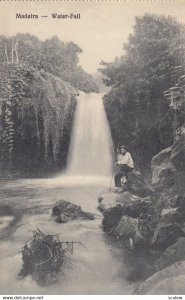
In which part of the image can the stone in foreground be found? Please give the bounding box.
[52,200,94,223]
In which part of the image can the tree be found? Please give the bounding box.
[100,14,185,173]
[0,34,98,93]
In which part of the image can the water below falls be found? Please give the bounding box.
[0,93,147,294]
[0,178,138,294]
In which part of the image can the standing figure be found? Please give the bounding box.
[114,145,134,190]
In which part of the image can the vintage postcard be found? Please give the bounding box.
[0,0,185,297]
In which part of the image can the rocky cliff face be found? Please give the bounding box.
[150,70,185,250]
[150,135,185,249]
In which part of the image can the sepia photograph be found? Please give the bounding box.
[0,0,185,296]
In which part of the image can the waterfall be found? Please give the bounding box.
[66,91,113,178]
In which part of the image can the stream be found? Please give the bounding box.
[0,177,141,295]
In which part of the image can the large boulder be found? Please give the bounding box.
[150,134,185,251]
[155,237,185,271]
[152,208,184,249]
[151,134,185,195]
[101,197,153,248]
[101,195,151,228]
[52,200,94,223]
[133,261,185,295]
[127,170,153,197]
[151,147,176,189]
[98,191,139,213]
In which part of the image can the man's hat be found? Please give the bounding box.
[120,145,127,149]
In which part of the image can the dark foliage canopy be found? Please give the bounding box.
[100,14,185,172]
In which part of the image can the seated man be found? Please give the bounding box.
[114,145,134,190]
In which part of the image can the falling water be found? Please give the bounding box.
[0,92,139,295]
[66,91,113,177]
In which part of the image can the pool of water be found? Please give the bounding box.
[0,177,142,295]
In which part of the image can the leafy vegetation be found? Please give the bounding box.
[0,63,77,176]
[100,14,185,173]
[0,34,98,93]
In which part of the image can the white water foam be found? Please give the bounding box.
[65,91,114,178]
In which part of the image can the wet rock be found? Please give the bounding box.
[52,200,94,222]
[155,237,185,271]
[152,208,184,249]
